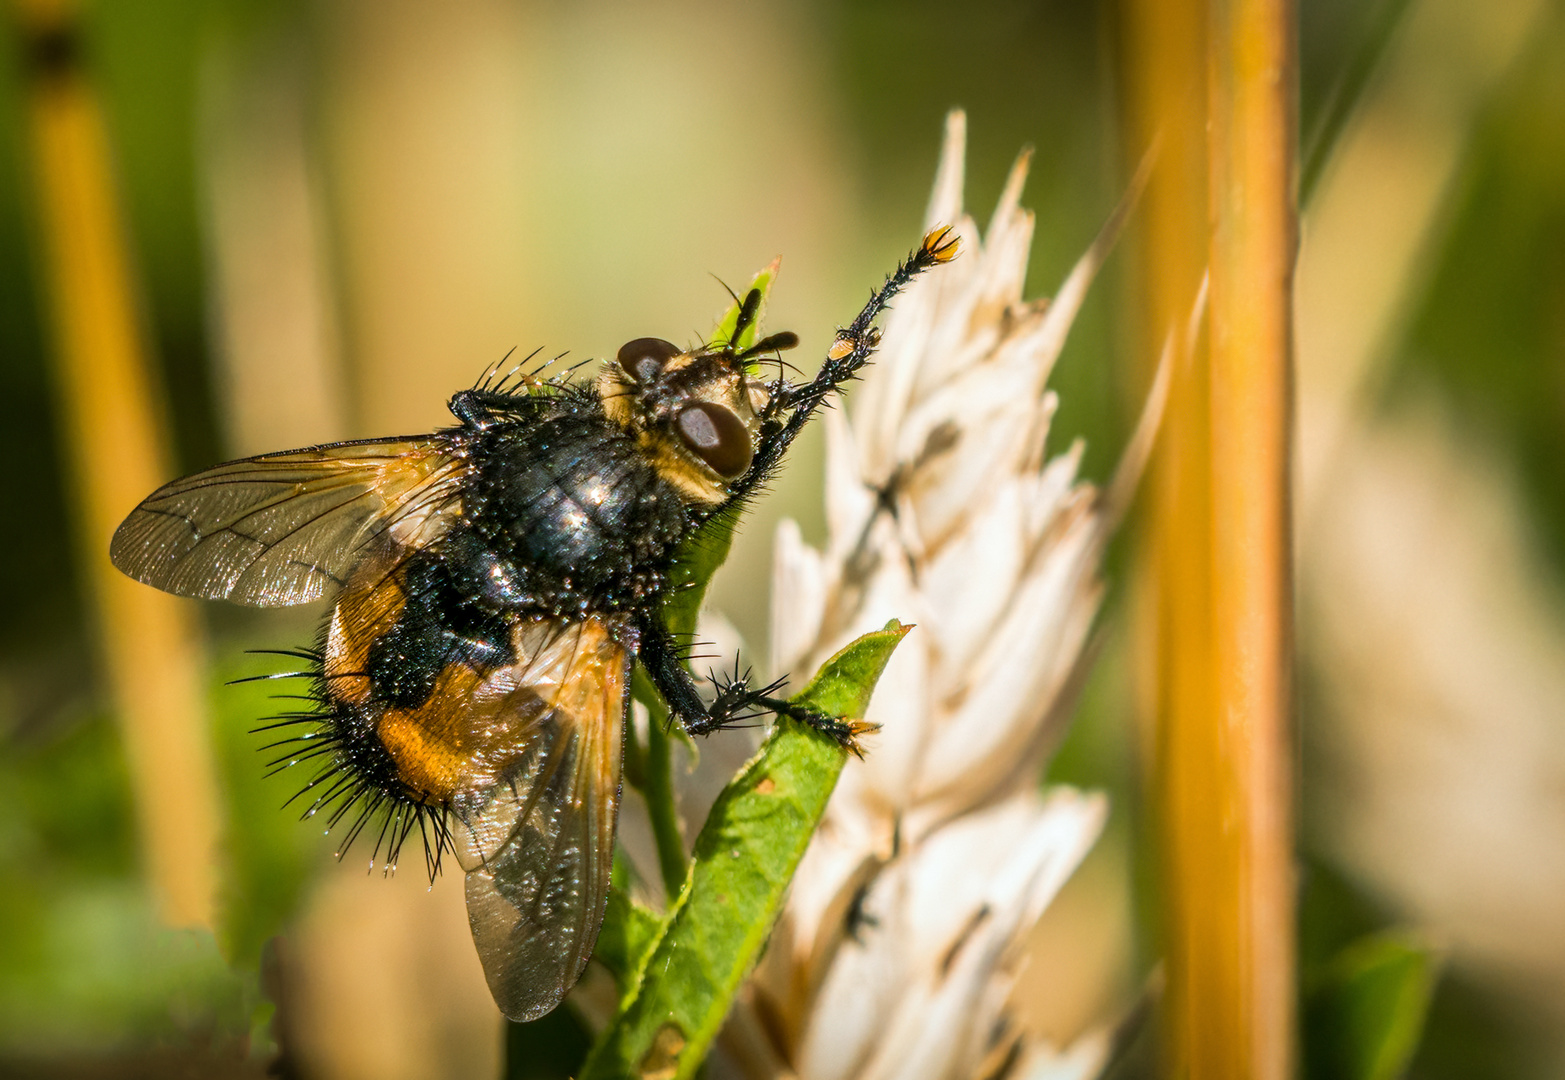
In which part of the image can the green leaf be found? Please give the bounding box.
[785,619,912,719]
[1304,932,1441,1080]
[580,622,911,1080]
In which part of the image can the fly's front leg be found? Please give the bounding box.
[723,226,959,507]
[699,661,879,755]
[709,662,878,755]
[646,229,958,744]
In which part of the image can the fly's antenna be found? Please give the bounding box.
[727,287,762,350]
[736,330,799,363]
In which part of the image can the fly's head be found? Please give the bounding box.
[598,320,798,505]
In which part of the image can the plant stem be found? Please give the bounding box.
[1126,0,1296,1074]
[633,671,690,904]
[1206,1,1297,1075]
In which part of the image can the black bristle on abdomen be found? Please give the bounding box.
[242,643,454,881]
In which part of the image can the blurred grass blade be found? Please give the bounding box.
[1206,0,1298,1070]
[1304,934,1439,1080]
[581,622,911,1080]
[1131,0,1297,1071]
[15,0,220,928]
[1300,0,1417,208]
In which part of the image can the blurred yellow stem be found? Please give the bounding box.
[1207,0,1297,1075]
[1129,0,1296,1074]
[17,0,221,928]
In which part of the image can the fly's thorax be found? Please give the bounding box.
[467,411,690,609]
[597,336,774,506]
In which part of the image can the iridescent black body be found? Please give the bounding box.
[455,390,691,615]
[332,384,704,738]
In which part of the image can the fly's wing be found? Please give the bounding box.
[110,436,468,606]
[454,616,630,1023]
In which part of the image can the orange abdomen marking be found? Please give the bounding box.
[322,552,628,808]
[321,550,407,706]
[377,616,627,803]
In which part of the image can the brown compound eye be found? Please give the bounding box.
[617,337,681,385]
[675,402,753,479]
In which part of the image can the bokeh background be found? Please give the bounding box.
[0,0,1561,1076]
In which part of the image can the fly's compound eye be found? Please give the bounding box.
[618,337,681,385]
[675,402,753,479]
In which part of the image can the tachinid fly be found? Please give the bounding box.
[109,227,958,1022]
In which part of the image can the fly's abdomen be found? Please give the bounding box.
[313,548,534,808]
[305,545,628,818]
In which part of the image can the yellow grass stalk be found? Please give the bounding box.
[17,0,221,928]
[1127,0,1296,1074]
[1206,1,1297,1076]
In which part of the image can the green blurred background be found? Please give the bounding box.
[0,0,1561,1077]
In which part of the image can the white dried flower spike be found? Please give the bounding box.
[717,111,1167,1080]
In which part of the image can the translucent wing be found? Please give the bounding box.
[110,436,468,607]
[452,616,631,1023]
